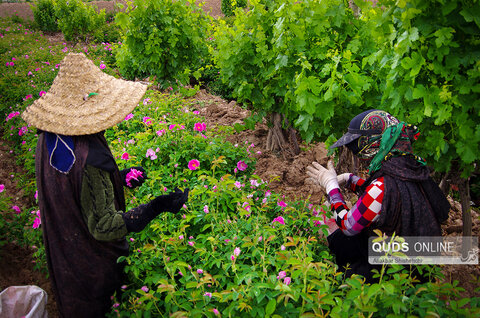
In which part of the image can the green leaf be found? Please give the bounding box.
[185,282,198,289]
[433,104,452,125]
[294,113,312,133]
[265,298,276,316]
[442,1,457,15]
[383,283,395,295]
[412,84,426,99]
[368,283,382,298]
[456,141,477,164]
[275,54,288,71]
[115,12,130,30]
[460,6,480,28]
[434,27,455,47]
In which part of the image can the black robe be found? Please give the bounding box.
[35,132,129,317]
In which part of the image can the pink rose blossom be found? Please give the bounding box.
[197,269,203,274]
[121,152,129,160]
[234,181,244,189]
[141,286,149,292]
[194,122,207,132]
[188,159,200,171]
[124,113,134,121]
[32,217,41,229]
[236,160,248,171]
[213,308,220,315]
[272,216,285,225]
[99,63,106,69]
[12,206,21,214]
[146,148,157,160]
[0,184,4,193]
[277,271,287,280]
[39,91,46,97]
[143,116,152,125]
[281,245,286,251]
[204,292,212,298]
[233,247,241,257]
[284,277,291,285]
[203,205,209,214]
[125,169,143,187]
[278,201,287,208]
[188,241,195,246]
[179,235,184,240]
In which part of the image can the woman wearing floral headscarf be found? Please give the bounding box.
[306,109,450,282]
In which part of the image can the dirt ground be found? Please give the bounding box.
[0,1,478,317]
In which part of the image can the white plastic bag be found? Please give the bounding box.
[0,285,48,318]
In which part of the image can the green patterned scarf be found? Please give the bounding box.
[368,122,426,174]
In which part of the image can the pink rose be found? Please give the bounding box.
[236,160,248,171]
[188,159,200,171]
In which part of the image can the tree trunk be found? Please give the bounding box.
[353,152,359,175]
[266,112,288,155]
[458,176,472,258]
[459,177,472,237]
[439,171,450,196]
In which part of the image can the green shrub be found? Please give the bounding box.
[92,21,122,44]
[115,0,211,88]
[54,0,106,42]
[221,0,247,17]
[31,0,59,33]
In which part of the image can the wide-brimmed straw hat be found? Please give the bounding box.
[21,53,148,135]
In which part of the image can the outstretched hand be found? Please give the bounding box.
[305,160,339,194]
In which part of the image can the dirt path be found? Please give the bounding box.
[0,138,59,317]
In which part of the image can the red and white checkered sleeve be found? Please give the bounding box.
[329,177,385,236]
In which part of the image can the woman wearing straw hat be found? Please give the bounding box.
[306,109,449,283]
[22,53,189,317]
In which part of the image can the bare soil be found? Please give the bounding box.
[0,138,59,316]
